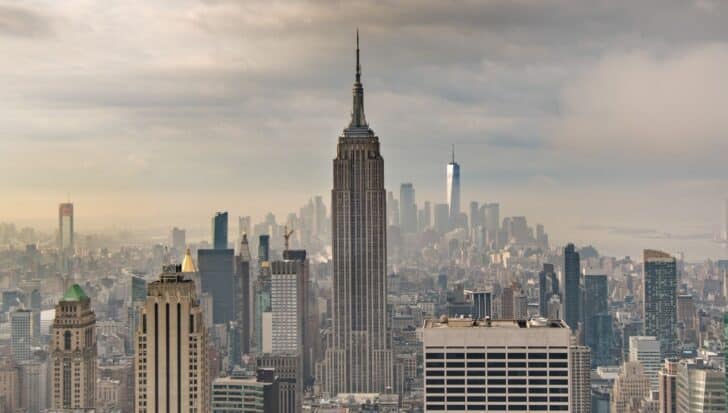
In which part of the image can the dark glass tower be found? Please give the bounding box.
[320,32,392,395]
[584,274,612,366]
[538,263,560,317]
[564,243,581,332]
[643,249,677,358]
[212,211,228,249]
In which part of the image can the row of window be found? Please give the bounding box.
[426,352,568,360]
[426,378,567,385]
[426,396,569,402]
[426,386,568,394]
[426,404,569,411]
[427,370,568,377]
[426,361,568,368]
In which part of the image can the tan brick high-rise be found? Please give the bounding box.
[51,284,97,411]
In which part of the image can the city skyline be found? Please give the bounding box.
[1,2,728,259]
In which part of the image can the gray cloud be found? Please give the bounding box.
[0,4,52,37]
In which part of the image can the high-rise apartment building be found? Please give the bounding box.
[51,284,97,411]
[198,248,235,325]
[399,183,417,233]
[643,249,678,358]
[658,359,678,413]
[318,33,392,395]
[676,359,726,413]
[629,336,661,392]
[422,317,572,413]
[570,344,592,413]
[11,309,32,363]
[213,211,229,249]
[446,145,461,229]
[134,265,209,413]
[564,243,581,332]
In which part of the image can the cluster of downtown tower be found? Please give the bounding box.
[2,33,726,413]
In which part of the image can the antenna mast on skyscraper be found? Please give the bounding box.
[283,225,294,251]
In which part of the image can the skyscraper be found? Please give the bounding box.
[433,203,450,234]
[198,248,235,325]
[643,249,678,358]
[51,284,97,411]
[170,227,186,253]
[58,202,74,253]
[422,317,572,413]
[11,309,32,363]
[319,32,392,395]
[446,145,461,229]
[399,183,417,233]
[629,336,661,391]
[584,274,612,366]
[469,201,479,230]
[564,243,581,332]
[238,216,251,239]
[538,263,559,318]
[134,265,209,413]
[658,359,678,413]
[212,211,229,249]
[676,358,726,413]
[235,235,252,356]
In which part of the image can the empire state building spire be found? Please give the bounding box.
[350,29,367,128]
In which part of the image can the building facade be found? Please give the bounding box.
[643,250,678,358]
[564,244,581,332]
[134,265,209,413]
[422,318,572,412]
[318,33,392,395]
[446,146,461,229]
[50,284,97,411]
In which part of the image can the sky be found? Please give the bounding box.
[1,0,728,259]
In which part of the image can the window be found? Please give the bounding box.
[64,331,72,350]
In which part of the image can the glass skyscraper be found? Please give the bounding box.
[446,145,460,228]
[212,211,228,249]
[643,249,678,358]
[564,243,581,332]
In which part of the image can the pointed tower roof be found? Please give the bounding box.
[239,234,252,262]
[343,29,374,138]
[62,284,89,302]
[181,247,197,273]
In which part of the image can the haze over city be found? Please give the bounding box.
[2,1,728,259]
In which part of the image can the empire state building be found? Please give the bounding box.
[318,32,392,395]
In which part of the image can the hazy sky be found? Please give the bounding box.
[1,0,728,258]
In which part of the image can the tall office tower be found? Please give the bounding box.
[258,235,270,262]
[643,249,678,358]
[127,275,147,355]
[198,248,235,325]
[313,196,327,237]
[611,361,651,413]
[11,309,32,363]
[58,202,74,253]
[211,369,278,413]
[676,294,698,346]
[570,344,592,413]
[629,336,661,391]
[170,227,186,253]
[19,359,48,413]
[658,359,678,413]
[51,284,97,411]
[513,290,528,320]
[538,264,560,317]
[482,203,500,243]
[235,235,252,356]
[469,201,479,230]
[0,363,19,413]
[676,359,726,413]
[564,243,581,332]
[471,291,491,320]
[422,201,432,230]
[446,145,461,228]
[433,203,450,234]
[257,355,299,413]
[501,284,514,319]
[422,317,572,413]
[238,216,251,239]
[399,183,417,233]
[212,211,229,249]
[319,33,392,395]
[135,265,209,413]
[584,274,612,366]
[536,224,549,249]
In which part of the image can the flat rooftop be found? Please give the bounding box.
[423,317,568,329]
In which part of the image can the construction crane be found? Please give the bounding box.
[283,225,295,251]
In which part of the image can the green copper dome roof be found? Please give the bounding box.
[62,284,89,301]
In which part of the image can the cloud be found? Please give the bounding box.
[0,4,52,37]
[554,44,728,160]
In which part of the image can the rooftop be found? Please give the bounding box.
[423,317,567,329]
[62,284,89,302]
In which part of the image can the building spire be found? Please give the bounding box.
[451,144,455,163]
[350,29,367,128]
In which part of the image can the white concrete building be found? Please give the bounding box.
[422,317,572,412]
[629,336,661,391]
